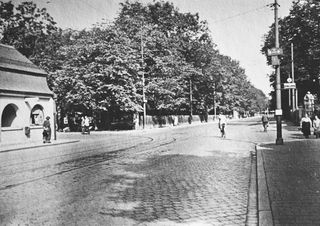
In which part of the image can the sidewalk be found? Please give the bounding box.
[0,138,79,153]
[257,121,320,225]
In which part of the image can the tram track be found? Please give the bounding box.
[0,135,154,169]
[0,127,215,191]
[0,135,177,191]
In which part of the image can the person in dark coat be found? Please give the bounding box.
[218,113,227,138]
[300,113,312,138]
[43,116,51,143]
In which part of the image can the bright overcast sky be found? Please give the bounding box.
[12,0,293,95]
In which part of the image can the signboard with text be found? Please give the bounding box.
[283,83,296,89]
[275,109,282,116]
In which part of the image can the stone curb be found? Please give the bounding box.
[0,139,79,153]
[245,151,258,226]
[256,144,273,226]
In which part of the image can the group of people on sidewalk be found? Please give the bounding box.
[260,112,320,139]
[41,115,91,144]
[300,113,320,138]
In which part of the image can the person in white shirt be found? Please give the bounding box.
[313,115,320,138]
[82,116,90,134]
[218,113,227,138]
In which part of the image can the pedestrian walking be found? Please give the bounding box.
[300,113,312,138]
[218,113,227,138]
[84,116,90,134]
[313,115,320,138]
[42,116,51,143]
[173,116,178,126]
[81,116,90,134]
[261,112,269,132]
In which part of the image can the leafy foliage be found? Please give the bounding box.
[1,0,268,126]
[262,0,320,111]
[0,1,57,58]
[51,27,143,114]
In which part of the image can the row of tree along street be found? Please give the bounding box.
[1,1,268,130]
[262,0,320,118]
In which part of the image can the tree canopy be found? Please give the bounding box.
[1,0,268,124]
[0,1,57,58]
[262,0,320,111]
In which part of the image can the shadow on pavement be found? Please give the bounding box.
[282,121,300,132]
[100,153,250,224]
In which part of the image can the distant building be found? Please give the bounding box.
[0,44,55,144]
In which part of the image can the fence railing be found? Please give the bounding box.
[139,114,219,129]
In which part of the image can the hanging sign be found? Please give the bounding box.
[268,47,283,56]
[283,83,296,89]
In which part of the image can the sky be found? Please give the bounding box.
[12,0,294,95]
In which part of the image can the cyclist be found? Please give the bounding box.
[218,113,227,138]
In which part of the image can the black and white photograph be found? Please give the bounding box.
[0,0,319,225]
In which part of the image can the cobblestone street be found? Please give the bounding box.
[0,118,269,225]
[1,0,315,225]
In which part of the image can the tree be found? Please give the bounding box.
[114,1,219,115]
[2,0,267,128]
[0,1,58,58]
[262,0,320,112]
[51,26,143,116]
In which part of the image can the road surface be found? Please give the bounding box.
[0,117,272,225]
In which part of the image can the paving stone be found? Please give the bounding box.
[0,120,262,225]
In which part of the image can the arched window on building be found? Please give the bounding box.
[1,104,18,127]
[30,105,44,125]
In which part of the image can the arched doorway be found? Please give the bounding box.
[1,104,18,127]
[30,104,44,125]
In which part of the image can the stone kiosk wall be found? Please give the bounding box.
[0,44,55,145]
[0,96,55,144]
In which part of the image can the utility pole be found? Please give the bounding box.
[288,80,291,110]
[214,90,217,121]
[214,82,218,121]
[291,43,298,110]
[141,23,146,129]
[189,78,193,124]
[273,0,283,144]
[291,43,296,111]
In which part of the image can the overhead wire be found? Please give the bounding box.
[61,1,272,26]
[211,4,271,24]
